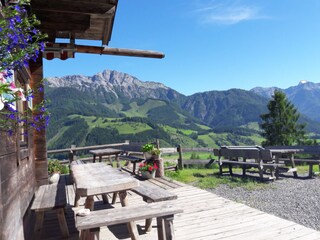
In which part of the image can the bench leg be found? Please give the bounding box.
[164,215,175,240]
[80,227,100,240]
[219,164,223,175]
[228,164,233,175]
[309,164,313,178]
[258,166,264,181]
[33,211,44,240]
[56,208,69,238]
[119,191,140,240]
[242,159,246,176]
[156,215,175,240]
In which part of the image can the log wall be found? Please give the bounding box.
[0,131,36,240]
[0,68,37,239]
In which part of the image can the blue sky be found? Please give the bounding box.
[44,0,320,96]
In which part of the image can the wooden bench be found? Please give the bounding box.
[120,154,145,174]
[279,158,320,178]
[31,184,69,239]
[265,145,320,178]
[76,201,183,240]
[132,180,178,232]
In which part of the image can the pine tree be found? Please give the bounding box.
[260,90,306,146]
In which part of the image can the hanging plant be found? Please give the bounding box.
[0,0,46,73]
[0,0,49,135]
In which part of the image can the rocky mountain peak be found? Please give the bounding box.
[47,69,181,101]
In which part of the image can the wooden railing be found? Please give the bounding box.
[47,142,216,171]
[47,141,130,163]
[161,145,215,170]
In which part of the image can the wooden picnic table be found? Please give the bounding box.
[269,148,304,178]
[71,162,140,239]
[89,148,123,167]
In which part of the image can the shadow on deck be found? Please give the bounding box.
[37,174,320,240]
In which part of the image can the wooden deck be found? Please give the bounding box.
[37,175,320,240]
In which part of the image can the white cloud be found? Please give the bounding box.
[194,1,268,25]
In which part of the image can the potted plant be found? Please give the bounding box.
[141,143,161,160]
[48,160,68,184]
[138,161,159,179]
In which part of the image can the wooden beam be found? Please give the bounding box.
[35,12,90,32]
[31,0,115,15]
[75,45,165,59]
[29,56,49,186]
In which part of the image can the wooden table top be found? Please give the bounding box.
[89,148,123,156]
[71,163,139,197]
[269,149,304,154]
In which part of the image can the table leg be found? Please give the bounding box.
[102,194,109,204]
[74,191,81,207]
[119,191,140,240]
[116,154,121,168]
[56,208,70,238]
[93,154,96,163]
[145,199,153,232]
[275,155,280,179]
[85,196,95,210]
[289,154,298,178]
[99,155,102,162]
[112,192,118,204]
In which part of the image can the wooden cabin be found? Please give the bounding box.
[0,1,163,239]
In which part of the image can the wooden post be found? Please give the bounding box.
[177,145,183,170]
[30,56,48,186]
[155,139,160,149]
[69,144,76,162]
[155,158,164,177]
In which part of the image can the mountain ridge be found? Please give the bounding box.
[48,69,320,123]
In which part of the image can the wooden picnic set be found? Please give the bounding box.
[32,143,182,240]
[213,145,320,180]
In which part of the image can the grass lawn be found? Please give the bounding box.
[165,167,268,190]
[165,164,319,190]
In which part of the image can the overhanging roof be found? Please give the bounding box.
[30,0,118,45]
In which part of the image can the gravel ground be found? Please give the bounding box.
[209,174,320,231]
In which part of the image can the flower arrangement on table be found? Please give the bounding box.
[141,143,161,159]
